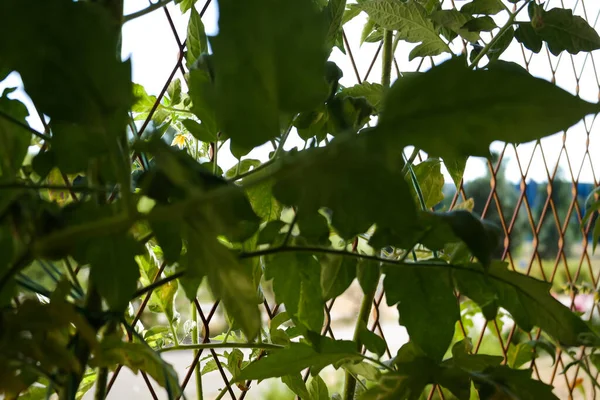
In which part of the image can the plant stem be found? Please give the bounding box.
[132,271,184,299]
[168,318,180,347]
[94,321,118,400]
[343,270,380,400]
[469,0,531,69]
[61,285,103,400]
[158,342,284,353]
[0,109,51,141]
[344,28,393,400]
[191,303,203,400]
[123,0,173,23]
[381,30,394,89]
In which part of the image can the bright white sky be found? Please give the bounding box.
[2,0,600,184]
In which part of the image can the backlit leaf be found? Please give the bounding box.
[0,89,30,177]
[359,0,450,60]
[272,133,418,243]
[339,82,384,112]
[383,265,459,361]
[411,158,445,209]
[456,262,596,346]
[515,23,543,53]
[186,5,208,69]
[91,336,181,397]
[321,254,357,300]
[376,56,600,160]
[211,0,329,150]
[85,234,142,311]
[308,375,330,400]
[265,253,324,332]
[532,5,600,55]
[236,338,361,381]
[461,0,504,16]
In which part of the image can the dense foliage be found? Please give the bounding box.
[1,0,600,399]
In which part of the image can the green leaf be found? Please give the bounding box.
[457,262,596,346]
[298,211,330,245]
[358,322,387,356]
[461,0,504,16]
[0,0,132,174]
[85,234,142,311]
[357,258,381,295]
[359,0,450,60]
[182,118,217,143]
[308,375,330,400]
[91,336,181,397]
[342,361,381,382]
[339,82,384,112]
[211,0,329,150]
[411,158,445,209]
[473,366,558,400]
[132,84,157,113]
[150,219,182,264]
[188,67,218,139]
[432,210,501,267]
[450,339,503,372]
[186,5,208,69]
[236,338,361,381]
[362,343,435,400]
[324,0,347,51]
[444,156,467,189]
[76,369,97,400]
[246,178,283,222]
[487,26,514,62]
[175,0,197,13]
[272,133,418,243]
[462,16,497,32]
[282,373,311,400]
[320,254,356,300]
[167,78,182,106]
[431,10,480,43]
[148,274,178,322]
[257,220,286,245]
[507,342,535,369]
[383,265,458,361]
[515,23,543,53]
[265,253,324,332]
[0,89,31,177]
[376,56,600,161]
[225,159,262,179]
[180,227,261,340]
[533,5,600,56]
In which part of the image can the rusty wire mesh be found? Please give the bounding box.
[102,0,600,398]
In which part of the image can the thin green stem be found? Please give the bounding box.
[63,259,83,294]
[123,0,173,23]
[191,303,203,400]
[158,342,283,353]
[212,140,219,175]
[381,30,394,89]
[132,271,184,299]
[0,182,111,193]
[469,0,531,69]
[168,317,180,347]
[343,270,381,400]
[162,106,194,114]
[345,28,393,400]
[0,109,51,141]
